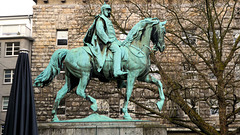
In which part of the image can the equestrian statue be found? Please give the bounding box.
[34,3,167,121]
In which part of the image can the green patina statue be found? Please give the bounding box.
[34,3,166,121]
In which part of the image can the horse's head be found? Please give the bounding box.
[151,20,167,52]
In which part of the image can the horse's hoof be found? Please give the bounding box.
[52,115,60,122]
[156,101,164,111]
[91,103,98,112]
[123,114,132,120]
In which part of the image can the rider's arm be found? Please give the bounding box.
[96,18,110,44]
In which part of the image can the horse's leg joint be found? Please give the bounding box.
[87,95,97,112]
[76,90,86,98]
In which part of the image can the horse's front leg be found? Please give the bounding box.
[76,72,98,112]
[122,71,138,120]
[139,74,165,111]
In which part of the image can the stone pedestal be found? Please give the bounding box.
[38,121,167,135]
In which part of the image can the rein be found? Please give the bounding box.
[126,44,154,58]
[143,44,153,52]
[127,45,145,58]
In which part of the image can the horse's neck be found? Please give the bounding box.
[131,27,151,55]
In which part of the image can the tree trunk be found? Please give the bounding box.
[217,72,228,135]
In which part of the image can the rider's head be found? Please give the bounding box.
[101,3,111,18]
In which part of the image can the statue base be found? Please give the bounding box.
[38,120,167,135]
[53,113,146,122]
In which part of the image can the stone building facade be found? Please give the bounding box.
[32,0,240,134]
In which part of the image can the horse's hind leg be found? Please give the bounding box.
[52,82,68,121]
[76,72,98,112]
[139,74,165,111]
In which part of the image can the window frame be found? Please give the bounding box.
[209,99,219,116]
[183,99,200,116]
[182,62,198,80]
[208,72,217,80]
[1,124,4,135]
[181,30,197,46]
[3,69,14,84]
[235,63,240,80]
[233,30,240,47]
[209,30,220,47]
[236,102,240,116]
[56,30,68,46]
[5,42,20,57]
[2,96,9,111]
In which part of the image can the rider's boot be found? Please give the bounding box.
[96,49,103,72]
[113,50,128,77]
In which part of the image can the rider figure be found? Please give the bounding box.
[85,3,128,77]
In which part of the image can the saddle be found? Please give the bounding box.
[83,46,127,64]
[82,45,146,79]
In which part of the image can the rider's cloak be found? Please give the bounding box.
[83,15,111,72]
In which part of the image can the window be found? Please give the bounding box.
[1,125,4,135]
[57,30,68,46]
[233,30,240,47]
[208,72,217,80]
[237,102,240,115]
[184,99,199,116]
[182,62,198,80]
[5,42,20,56]
[2,97,9,111]
[210,99,219,116]
[235,7,240,18]
[235,63,240,80]
[4,69,14,84]
[209,30,220,45]
[182,30,197,46]
[166,100,181,118]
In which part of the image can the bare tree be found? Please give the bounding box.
[97,0,240,135]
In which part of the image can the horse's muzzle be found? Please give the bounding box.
[160,46,165,52]
[158,45,165,52]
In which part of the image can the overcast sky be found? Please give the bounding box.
[0,0,36,16]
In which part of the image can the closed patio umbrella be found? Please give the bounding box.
[3,49,38,135]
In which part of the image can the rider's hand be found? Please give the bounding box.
[108,38,115,43]
[116,40,122,46]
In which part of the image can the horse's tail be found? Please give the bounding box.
[33,49,69,87]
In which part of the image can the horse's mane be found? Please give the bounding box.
[122,18,160,46]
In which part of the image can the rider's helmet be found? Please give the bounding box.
[101,2,111,13]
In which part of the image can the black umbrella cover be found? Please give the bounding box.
[3,52,38,135]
